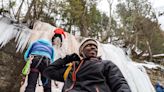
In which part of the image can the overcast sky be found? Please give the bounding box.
[97,0,164,30]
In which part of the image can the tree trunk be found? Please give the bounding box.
[23,0,35,22]
[79,1,88,37]
[135,33,138,49]
[1,0,4,15]
[1,0,3,9]
[80,25,88,37]
[146,40,153,62]
[37,1,45,20]
[68,21,72,33]
[15,0,25,22]
[101,0,113,43]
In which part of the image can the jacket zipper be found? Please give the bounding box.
[95,85,100,92]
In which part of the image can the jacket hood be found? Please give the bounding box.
[37,39,52,46]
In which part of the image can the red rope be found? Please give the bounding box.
[65,60,84,92]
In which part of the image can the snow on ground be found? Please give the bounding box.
[133,61,164,70]
[153,54,164,57]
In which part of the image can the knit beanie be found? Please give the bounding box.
[79,38,98,57]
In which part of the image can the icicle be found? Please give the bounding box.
[0,21,10,37]
[3,26,18,46]
[0,17,21,48]
[19,29,32,52]
[0,24,18,48]
[15,30,21,42]
[0,17,32,52]
[15,28,32,52]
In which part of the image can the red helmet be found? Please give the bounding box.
[54,28,66,38]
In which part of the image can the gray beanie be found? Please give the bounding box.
[79,38,98,57]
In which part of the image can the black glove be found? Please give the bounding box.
[64,53,81,63]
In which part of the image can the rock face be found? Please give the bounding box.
[146,66,164,86]
[0,40,24,92]
[146,57,164,86]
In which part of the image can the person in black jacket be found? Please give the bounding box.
[43,38,131,92]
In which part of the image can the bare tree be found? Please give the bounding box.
[8,0,14,18]
[1,0,4,15]
[101,0,113,43]
[15,0,25,22]
[23,0,35,22]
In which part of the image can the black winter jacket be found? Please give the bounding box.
[43,57,131,92]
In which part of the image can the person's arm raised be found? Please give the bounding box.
[43,53,80,82]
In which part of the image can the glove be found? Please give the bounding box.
[64,53,81,63]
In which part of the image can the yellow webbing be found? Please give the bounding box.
[63,63,73,80]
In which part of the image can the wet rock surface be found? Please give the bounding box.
[0,40,24,92]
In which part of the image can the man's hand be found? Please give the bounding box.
[64,53,81,63]
[70,53,81,61]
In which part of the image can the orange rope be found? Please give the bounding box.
[65,60,84,92]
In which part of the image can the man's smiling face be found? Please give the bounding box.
[82,44,98,58]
